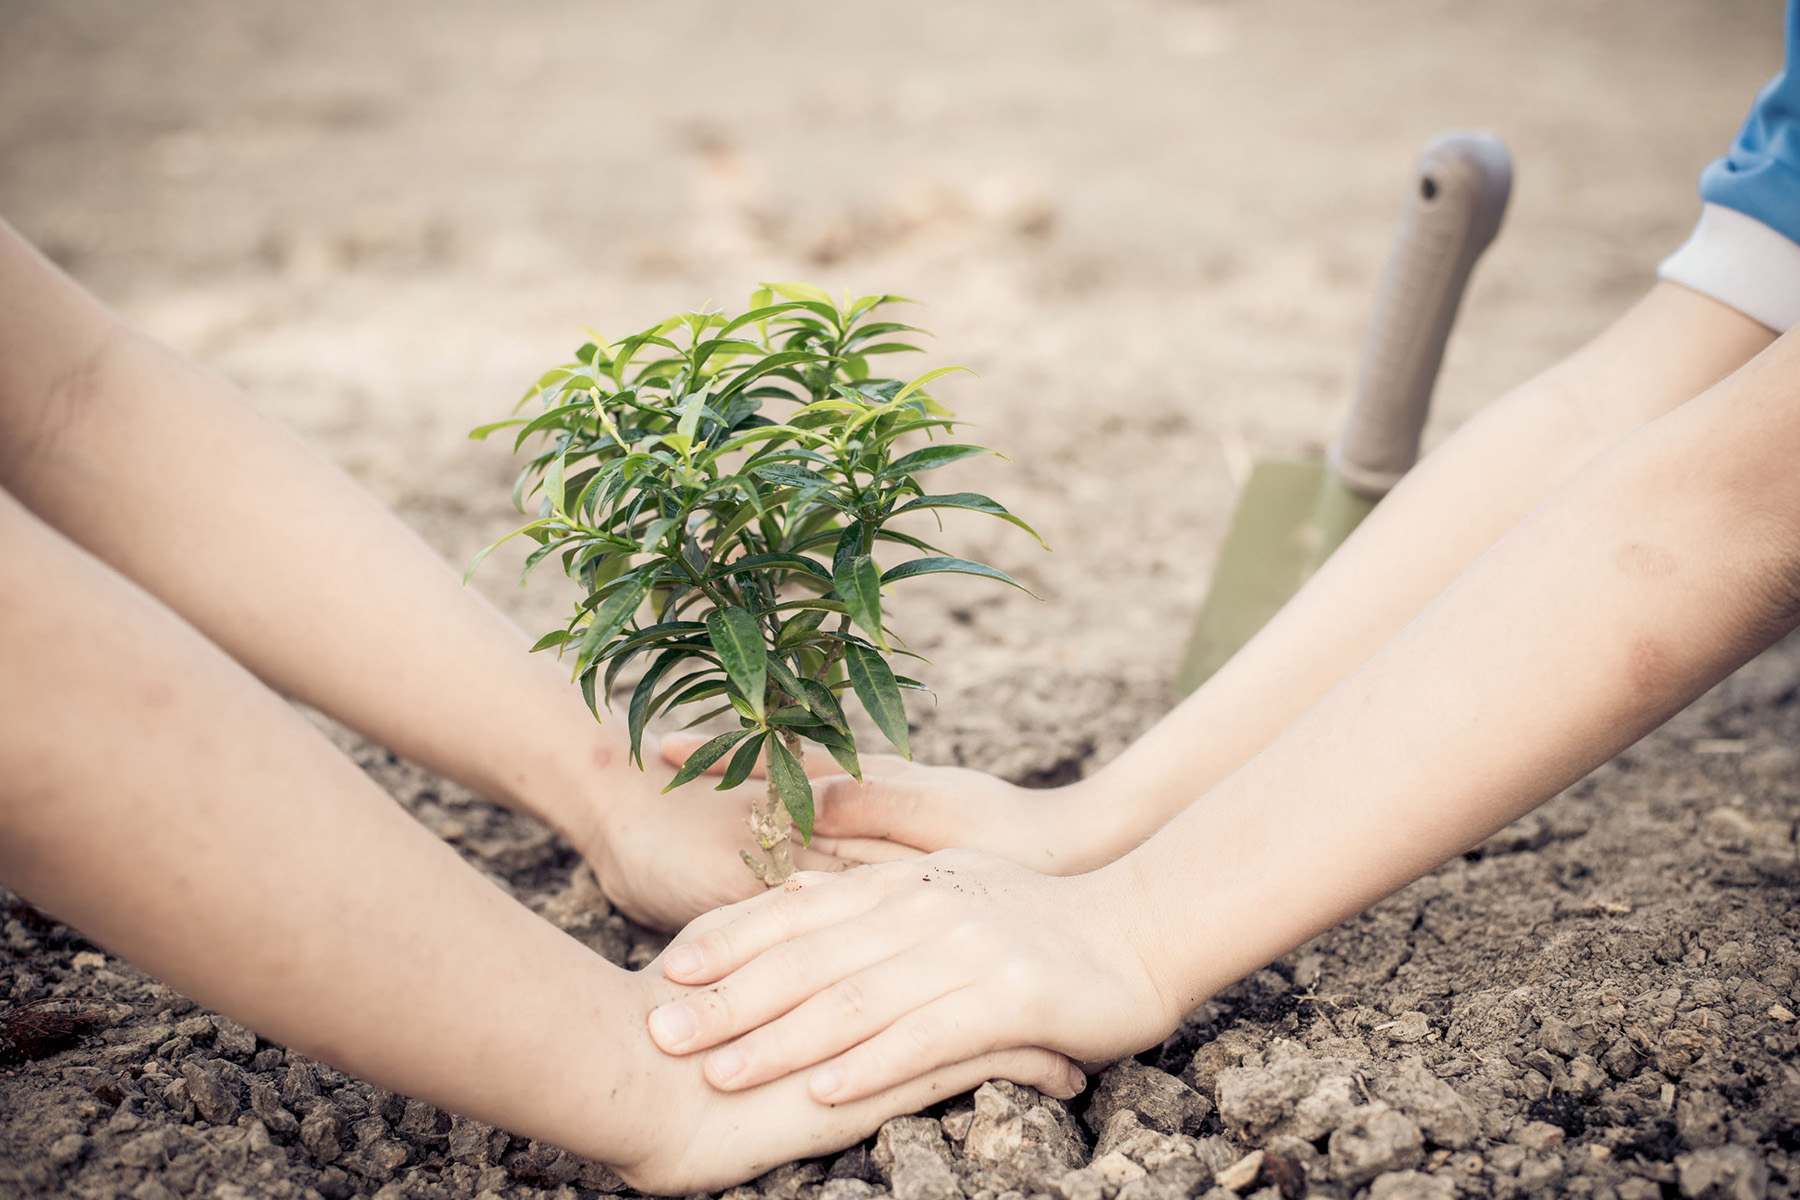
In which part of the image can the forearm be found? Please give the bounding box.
[1116,324,1800,1012]
[0,217,614,844]
[1083,284,1772,853]
[0,491,660,1164]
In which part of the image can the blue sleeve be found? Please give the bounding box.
[1699,0,1800,246]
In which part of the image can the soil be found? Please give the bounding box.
[3,1,1799,1197]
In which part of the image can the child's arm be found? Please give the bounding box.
[0,217,879,930]
[0,481,1079,1193]
[725,282,1775,873]
[646,315,1800,1100]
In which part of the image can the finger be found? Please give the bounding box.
[696,943,975,1091]
[807,989,1053,1105]
[813,774,945,847]
[844,1045,1083,1117]
[807,835,924,864]
[660,731,768,779]
[649,894,924,1056]
[654,866,886,987]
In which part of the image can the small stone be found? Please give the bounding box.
[130,1180,176,1200]
[174,1014,214,1040]
[1657,1029,1711,1079]
[251,1047,285,1072]
[47,1132,87,1166]
[1770,1005,1795,1023]
[1678,1089,1731,1150]
[301,1104,348,1164]
[961,1082,1086,1173]
[249,1079,300,1138]
[1676,1145,1769,1199]
[1366,1170,1456,1200]
[1377,1012,1432,1044]
[1091,1151,1147,1185]
[1328,1103,1424,1187]
[1054,1167,1106,1200]
[1375,1060,1479,1150]
[1535,1016,1582,1059]
[1260,1137,1319,1198]
[70,950,106,970]
[942,1108,975,1141]
[182,1059,242,1124]
[398,1098,451,1143]
[1215,1150,1263,1193]
[116,1126,178,1169]
[1567,1054,1609,1099]
[450,1113,502,1166]
[822,1180,879,1200]
[1186,1033,1256,1097]
[1084,1061,1211,1138]
[1513,1121,1565,1151]
[1517,1153,1564,1191]
[874,1116,952,1182]
[281,1060,322,1112]
[209,1015,258,1060]
[1602,1039,1644,1080]
[891,1144,961,1200]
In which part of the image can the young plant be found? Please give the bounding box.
[469,283,1042,885]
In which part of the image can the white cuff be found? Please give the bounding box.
[1657,202,1800,333]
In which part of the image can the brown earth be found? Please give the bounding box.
[3,1,1799,1197]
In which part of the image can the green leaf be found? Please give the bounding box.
[709,552,833,584]
[706,607,768,720]
[572,571,654,676]
[764,280,834,307]
[628,648,691,767]
[880,556,1033,594]
[882,444,997,480]
[765,656,811,709]
[893,365,973,405]
[661,728,756,792]
[834,553,886,650]
[766,736,816,843]
[798,678,850,734]
[717,732,767,790]
[529,629,572,653]
[889,492,1048,548]
[845,643,910,759]
[801,722,862,781]
[463,519,550,585]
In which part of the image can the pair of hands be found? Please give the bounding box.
[579,733,1110,932]
[617,736,1180,1112]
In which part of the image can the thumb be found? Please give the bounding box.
[813,773,951,851]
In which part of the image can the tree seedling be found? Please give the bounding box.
[470,283,1042,884]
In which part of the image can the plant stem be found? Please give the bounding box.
[742,734,799,887]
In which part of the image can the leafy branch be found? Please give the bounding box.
[471,282,1043,884]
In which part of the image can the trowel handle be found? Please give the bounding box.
[1328,131,1512,498]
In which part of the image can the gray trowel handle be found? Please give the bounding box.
[1328,131,1512,498]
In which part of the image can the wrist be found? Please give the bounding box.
[1054,768,1163,871]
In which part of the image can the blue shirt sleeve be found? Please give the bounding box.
[1699,0,1800,246]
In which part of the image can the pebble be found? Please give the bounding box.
[300,1104,347,1164]
[1213,1149,1262,1193]
[1084,1061,1210,1138]
[180,1060,240,1125]
[1676,1145,1769,1200]
[1366,1170,1456,1200]
[1328,1103,1424,1186]
[891,1144,961,1200]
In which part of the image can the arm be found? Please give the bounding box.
[769,283,1775,871]
[646,315,1800,1099]
[0,482,1079,1193]
[0,216,868,930]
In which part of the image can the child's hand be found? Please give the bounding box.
[658,735,1125,875]
[641,851,1177,1104]
[612,959,1084,1195]
[575,743,847,932]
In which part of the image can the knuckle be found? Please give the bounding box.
[827,977,870,1021]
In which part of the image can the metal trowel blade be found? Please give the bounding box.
[1173,461,1375,695]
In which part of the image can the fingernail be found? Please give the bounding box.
[709,1046,746,1085]
[1066,1065,1087,1095]
[648,1004,698,1050]
[664,944,704,979]
[810,1064,846,1103]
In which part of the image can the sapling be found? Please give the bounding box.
[470,283,1042,885]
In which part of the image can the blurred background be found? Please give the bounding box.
[0,0,1782,771]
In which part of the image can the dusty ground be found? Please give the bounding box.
[3,0,1799,1196]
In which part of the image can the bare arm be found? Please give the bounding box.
[0,216,875,930]
[0,485,1077,1188]
[787,282,1776,870]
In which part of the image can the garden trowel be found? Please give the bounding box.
[1174,131,1512,695]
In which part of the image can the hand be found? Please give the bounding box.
[575,736,864,932]
[642,851,1178,1105]
[658,734,1122,874]
[610,956,1084,1195]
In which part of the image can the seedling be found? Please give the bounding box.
[470,283,1042,884]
